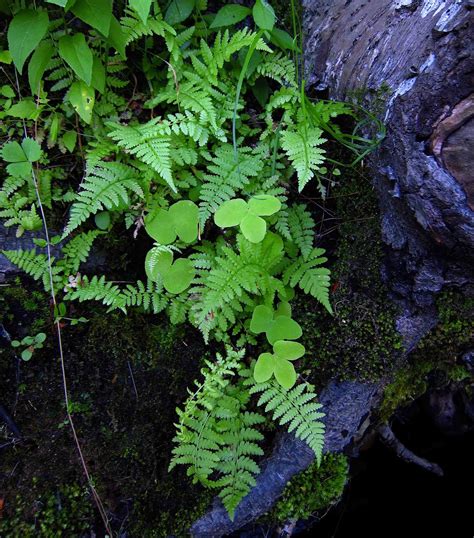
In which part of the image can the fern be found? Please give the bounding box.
[60,231,102,274]
[256,52,297,87]
[170,349,265,518]
[247,377,325,465]
[64,162,143,234]
[107,119,174,191]
[287,204,316,260]
[283,248,333,313]
[120,7,175,45]
[64,275,126,310]
[2,248,62,291]
[198,145,263,225]
[122,279,168,314]
[281,125,327,193]
[190,234,285,341]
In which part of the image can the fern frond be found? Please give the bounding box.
[256,52,296,87]
[60,231,102,274]
[122,279,168,314]
[64,275,126,310]
[120,7,175,44]
[281,125,326,192]
[107,119,174,191]
[287,204,315,260]
[283,248,332,313]
[198,145,263,225]
[64,162,143,234]
[248,378,325,465]
[2,248,62,291]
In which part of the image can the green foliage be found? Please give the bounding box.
[271,454,349,521]
[0,0,383,520]
[11,331,46,361]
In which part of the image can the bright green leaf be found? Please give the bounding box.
[21,348,33,361]
[8,9,49,73]
[130,0,152,24]
[250,305,273,334]
[274,340,305,361]
[71,0,112,36]
[270,28,298,51]
[169,200,199,243]
[214,198,248,228]
[28,40,54,95]
[252,0,275,31]
[91,55,106,94]
[7,100,38,119]
[21,138,42,162]
[35,332,47,344]
[240,213,266,243]
[68,81,95,124]
[274,358,297,389]
[275,301,291,318]
[145,248,173,282]
[210,5,251,28]
[248,194,281,216]
[254,352,275,383]
[267,316,302,345]
[107,16,127,59]
[0,50,12,64]
[165,0,195,25]
[59,33,93,86]
[163,258,195,294]
[144,208,176,245]
[1,141,25,162]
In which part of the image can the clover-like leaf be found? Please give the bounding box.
[248,194,281,216]
[144,248,194,294]
[145,201,198,245]
[266,316,302,345]
[273,358,297,389]
[163,258,194,294]
[214,198,247,227]
[240,213,266,243]
[214,195,281,243]
[274,301,291,318]
[254,352,275,383]
[250,305,273,334]
[274,340,305,361]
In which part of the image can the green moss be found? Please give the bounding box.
[295,175,402,385]
[0,483,93,537]
[269,453,349,522]
[380,290,474,420]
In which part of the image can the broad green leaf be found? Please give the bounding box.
[163,258,195,294]
[274,340,305,361]
[250,305,273,334]
[145,248,173,281]
[95,211,110,230]
[0,50,12,64]
[254,352,275,383]
[91,55,106,94]
[240,213,266,243]
[144,208,176,244]
[62,130,77,152]
[1,141,24,162]
[270,28,298,51]
[248,194,281,216]
[7,100,38,119]
[68,81,95,124]
[59,33,93,86]
[275,301,291,318]
[107,16,127,59]
[28,40,54,95]
[252,0,275,31]
[129,0,152,24]
[21,138,42,162]
[274,359,297,389]
[1,85,14,98]
[8,9,49,73]
[71,0,113,37]
[46,0,76,7]
[165,0,195,25]
[267,316,302,345]
[214,198,247,228]
[169,200,199,243]
[210,5,251,28]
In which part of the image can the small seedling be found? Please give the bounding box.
[11,332,46,361]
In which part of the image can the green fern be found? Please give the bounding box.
[198,145,263,225]
[281,125,327,193]
[64,275,126,310]
[283,248,333,313]
[2,248,61,291]
[107,119,174,191]
[64,162,143,234]
[287,204,316,260]
[60,231,102,274]
[247,377,325,465]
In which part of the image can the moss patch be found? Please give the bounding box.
[295,173,402,386]
[269,453,349,522]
